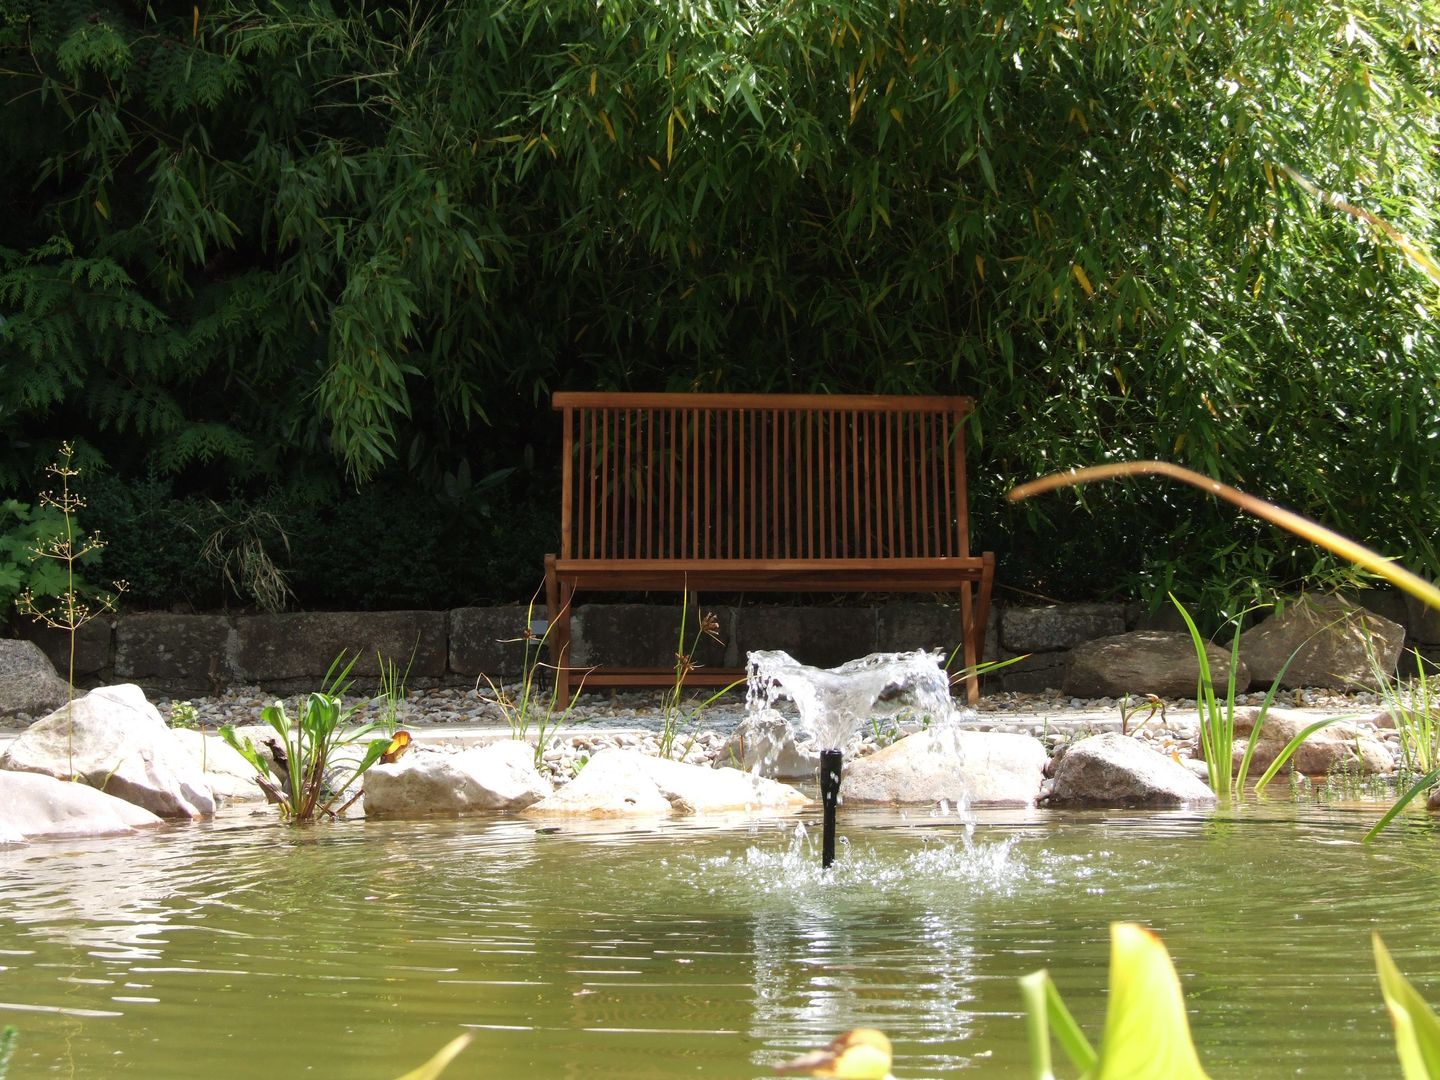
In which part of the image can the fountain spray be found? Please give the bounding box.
[819,748,843,869]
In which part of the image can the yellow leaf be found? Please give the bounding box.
[1072,263,1094,297]
[1111,366,1127,395]
[1262,161,1274,190]
[974,254,985,280]
[666,112,674,163]
[93,197,109,221]
[598,110,616,143]
[1094,924,1210,1080]
[589,70,597,97]
[192,5,199,39]
[393,1034,474,1080]
[647,156,662,171]
[889,107,903,125]
[1068,105,1089,133]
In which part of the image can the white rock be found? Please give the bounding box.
[1049,732,1217,806]
[523,748,809,818]
[842,728,1048,808]
[0,685,215,818]
[0,770,164,841]
[169,729,268,803]
[717,708,818,779]
[364,740,553,818]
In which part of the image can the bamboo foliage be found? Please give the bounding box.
[1,0,1438,609]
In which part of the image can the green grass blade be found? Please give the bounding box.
[1018,969,1097,1077]
[1171,595,1227,800]
[1374,933,1440,1079]
[393,1033,474,1080]
[1363,767,1440,843]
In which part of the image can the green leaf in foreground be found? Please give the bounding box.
[1021,923,1209,1080]
[393,1032,474,1080]
[1374,933,1440,1080]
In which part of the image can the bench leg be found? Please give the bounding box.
[958,581,980,706]
[544,554,573,703]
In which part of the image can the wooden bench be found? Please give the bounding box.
[543,392,995,704]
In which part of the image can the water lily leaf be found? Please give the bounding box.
[1088,923,1209,1080]
[1374,933,1440,1079]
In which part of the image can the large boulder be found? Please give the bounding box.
[717,709,819,780]
[0,684,215,818]
[1047,732,1217,806]
[842,728,1048,807]
[1199,707,1393,777]
[364,741,553,817]
[523,748,809,817]
[0,770,164,842]
[0,639,71,718]
[1064,630,1250,699]
[1240,595,1404,690]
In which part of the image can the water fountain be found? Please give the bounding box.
[745,649,963,868]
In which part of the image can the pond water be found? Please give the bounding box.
[2,801,1438,1078]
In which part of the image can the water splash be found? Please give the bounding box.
[745,649,965,751]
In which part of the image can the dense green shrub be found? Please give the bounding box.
[2,0,1437,616]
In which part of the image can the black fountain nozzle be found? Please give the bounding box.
[819,747,844,869]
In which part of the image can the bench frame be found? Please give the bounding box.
[543,392,995,703]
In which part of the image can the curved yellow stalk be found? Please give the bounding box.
[1009,461,1440,613]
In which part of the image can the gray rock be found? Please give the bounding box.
[1001,603,1126,653]
[115,613,236,690]
[571,604,732,669]
[1200,707,1393,777]
[0,684,215,818]
[19,620,112,684]
[448,606,535,681]
[523,747,808,817]
[1047,732,1217,806]
[0,638,71,718]
[234,610,448,685]
[842,728,1047,807]
[1064,630,1250,699]
[364,741,553,817]
[0,769,164,841]
[1240,595,1404,690]
[717,708,818,779]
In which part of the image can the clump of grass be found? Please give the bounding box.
[481,589,585,766]
[657,595,739,761]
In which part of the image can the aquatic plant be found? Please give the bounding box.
[220,652,394,821]
[658,594,740,760]
[1020,922,1210,1079]
[394,1033,473,1080]
[373,641,417,734]
[1171,595,1329,801]
[480,589,585,766]
[1023,925,1440,1079]
[15,443,127,776]
[1371,647,1440,776]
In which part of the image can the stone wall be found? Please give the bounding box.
[17,589,1437,696]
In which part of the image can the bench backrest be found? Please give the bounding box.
[554,392,976,563]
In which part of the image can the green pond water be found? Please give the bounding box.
[2,800,1439,1078]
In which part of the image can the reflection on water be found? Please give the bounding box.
[1,804,1438,1077]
